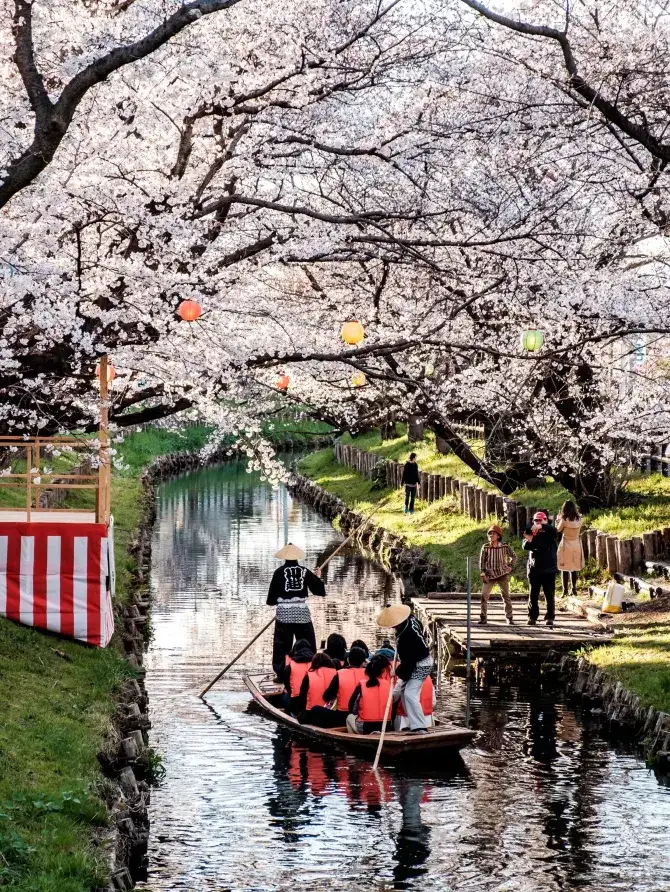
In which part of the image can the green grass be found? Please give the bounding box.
[0,619,131,890]
[115,425,214,477]
[338,429,670,539]
[588,618,670,714]
[300,447,528,588]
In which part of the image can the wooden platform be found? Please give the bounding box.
[413,593,614,657]
[0,510,97,524]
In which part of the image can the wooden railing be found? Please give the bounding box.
[0,436,110,524]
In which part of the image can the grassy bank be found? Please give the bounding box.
[338,429,670,539]
[0,474,143,892]
[300,447,530,588]
[0,429,195,891]
[588,602,670,714]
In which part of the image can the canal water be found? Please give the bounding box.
[138,462,670,892]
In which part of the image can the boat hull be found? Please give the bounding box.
[243,673,476,759]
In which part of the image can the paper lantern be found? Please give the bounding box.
[520,329,544,352]
[341,320,365,345]
[95,361,116,384]
[351,372,366,387]
[275,374,290,392]
[177,299,202,322]
[424,361,435,378]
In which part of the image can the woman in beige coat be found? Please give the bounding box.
[556,500,585,597]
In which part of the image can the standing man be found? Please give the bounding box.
[268,543,326,678]
[378,604,433,733]
[401,452,420,514]
[522,511,558,628]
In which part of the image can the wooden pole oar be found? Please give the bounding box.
[372,644,398,772]
[198,493,394,700]
[199,616,276,699]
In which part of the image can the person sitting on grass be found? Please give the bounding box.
[479,524,517,625]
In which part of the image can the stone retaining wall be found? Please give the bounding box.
[333,442,670,579]
[545,652,670,767]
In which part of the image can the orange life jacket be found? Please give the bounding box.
[336,666,366,711]
[358,679,392,722]
[396,676,434,716]
[305,666,337,709]
[287,658,310,698]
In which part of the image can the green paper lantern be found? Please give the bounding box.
[520,329,544,352]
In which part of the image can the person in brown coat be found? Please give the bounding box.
[556,501,584,598]
[479,524,518,624]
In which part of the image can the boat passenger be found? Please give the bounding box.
[296,653,337,722]
[349,639,370,662]
[324,632,347,670]
[283,638,315,715]
[378,604,433,734]
[306,646,368,728]
[346,654,392,735]
[267,543,326,678]
[393,675,436,731]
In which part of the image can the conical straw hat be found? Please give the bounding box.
[376,603,411,627]
[274,543,306,560]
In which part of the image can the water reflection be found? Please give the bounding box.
[139,462,670,892]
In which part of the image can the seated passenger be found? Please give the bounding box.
[283,639,315,715]
[393,675,436,730]
[305,646,368,728]
[296,653,337,723]
[349,639,370,663]
[346,654,392,735]
[324,633,347,670]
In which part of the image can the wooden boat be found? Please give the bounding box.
[244,673,477,759]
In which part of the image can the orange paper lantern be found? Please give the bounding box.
[341,320,364,345]
[177,299,202,322]
[275,374,290,392]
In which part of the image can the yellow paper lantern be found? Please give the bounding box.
[351,372,366,387]
[520,329,544,352]
[341,320,365,345]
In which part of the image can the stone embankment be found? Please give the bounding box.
[546,653,670,768]
[294,467,670,769]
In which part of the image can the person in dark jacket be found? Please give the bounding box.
[267,543,326,677]
[401,452,420,513]
[323,632,347,669]
[378,603,433,733]
[522,511,558,627]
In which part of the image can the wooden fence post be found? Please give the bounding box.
[642,531,656,561]
[617,538,632,575]
[586,529,597,561]
[596,532,608,568]
[606,535,619,574]
[516,504,526,535]
[631,536,644,571]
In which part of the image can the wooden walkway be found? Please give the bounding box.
[412,593,613,658]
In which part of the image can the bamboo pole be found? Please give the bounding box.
[372,644,398,772]
[199,494,393,699]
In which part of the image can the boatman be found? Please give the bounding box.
[267,543,326,678]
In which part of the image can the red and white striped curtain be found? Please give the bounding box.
[0,523,114,647]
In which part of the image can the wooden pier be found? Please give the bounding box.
[412,593,613,658]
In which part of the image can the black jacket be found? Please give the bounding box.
[395,615,430,681]
[266,561,326,605]
[523,524,558,577]
[401,461,420,486]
